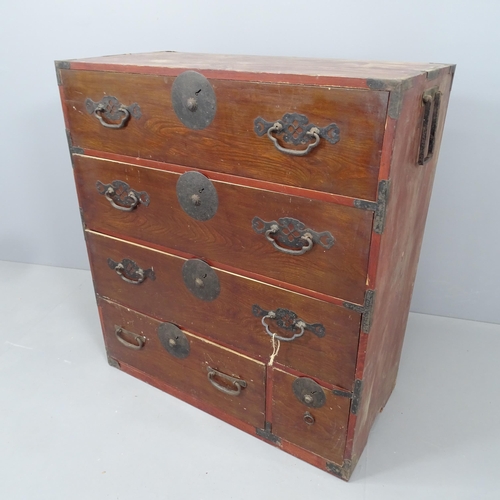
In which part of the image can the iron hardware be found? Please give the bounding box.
[207,366,247,396]
[176,171,218,221]
[182,259,220,301]
[157,322,190,359]
[354,180,390,235]
[303,411,315,425]
[114,326,146,350]
[85,96,141,129]
[293,377,326,408]
[96,180,150,212]
[418,88,442,165]
[107,258,156,285]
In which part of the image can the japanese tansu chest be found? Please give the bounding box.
[56,52,454,480]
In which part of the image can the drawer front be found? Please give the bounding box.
[99,298,266,428]
[75,155,372,304]
[272,368,350,465]
[86,230,360,389]
[62,69,388,200]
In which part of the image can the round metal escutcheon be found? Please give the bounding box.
[171,71,216,130]
[176,171,218,221]
[292,377,326,408]
[182,259,221,301]
[157,322,190,359]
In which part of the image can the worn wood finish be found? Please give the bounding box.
[345,67,455,475]
[86,230,360,389]
[99,297,266,427]
[271,368,350,466]
[62,69,388,200]
[75,155,372,303]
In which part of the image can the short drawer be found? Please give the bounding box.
[62,69,388,201]
[75,155,372,304]
[272,368,350,466]
[86,230,361,390]
[99,298,266,428]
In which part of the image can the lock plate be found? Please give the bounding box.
[182,259,221,301]
[171,71,216,130]
[157,322,190,359]
[292,377,326,408]
[176,171,218,221]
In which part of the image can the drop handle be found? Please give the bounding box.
[207,367,247,396]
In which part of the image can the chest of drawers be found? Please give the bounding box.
[56,52,454,480]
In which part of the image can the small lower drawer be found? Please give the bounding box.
[272,368,350,466]
[86,230,361,389]
[99,297,266,428]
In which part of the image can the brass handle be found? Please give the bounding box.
[207,366,247,396]
[107,258,156,285]
[96,180,150,212]
[252,305,325,342]
[85,96,141,130]
[115,326,146,350]
[267,122,320,156]
[252,217,334,256]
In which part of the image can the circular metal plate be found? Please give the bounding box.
[157,322,190,359]
[176,171,218,221]
[182,259,221,301]
[171,71,216,130]
[292,377,326,408]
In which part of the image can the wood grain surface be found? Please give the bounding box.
[271,368,350,466]
[86,230,361,389]
[74,155,372,304]
[62,69,388,200]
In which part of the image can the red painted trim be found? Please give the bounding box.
[265,366,274,424]
[67,62,371,89]
[87,228,361,307]
[78,149,375,206]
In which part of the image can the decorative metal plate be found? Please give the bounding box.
[182,259,221,301]
[176,171,218,221]
[157,322,190,359]
[171,71,216,130]
[292,377,326,408]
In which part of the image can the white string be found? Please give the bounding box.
[268,333,280,366]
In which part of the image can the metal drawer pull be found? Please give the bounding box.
[252,305,325,342]
[107,258,156,285]
[252,217,334,256]
[115,326,146,350]
[96,180,150,212]
[303,411,315,425]
[207,366,247,396]
[85,96,141,129]
[418,88,442,165]
[254,113,340,157]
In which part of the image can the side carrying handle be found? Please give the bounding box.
[207,366,247,396]
[418,88,442,165]
[85,96,141,129]
[115,326,146,350]
[107,258,156,285]
[254,113,340,157]
[252,305,325,342]
[96,180,150,212]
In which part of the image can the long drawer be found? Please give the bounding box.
[62,69,388,200]
[86,230,360,389]
[99,297,266,428]
[75,155,372,304]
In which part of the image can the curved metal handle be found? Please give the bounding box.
[303,411,315,425]
[94,104,130,129]
[107,258,156,285]
[262,313,305,342]
[105,188,138,211]
[267,123,320,156]
[207,366,247,396]
[265,225,313,255]
[115,326,146,350]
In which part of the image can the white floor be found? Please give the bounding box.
[0,260,499,500]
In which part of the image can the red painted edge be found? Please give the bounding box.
[78,149,376,206]
[66,62,371,89]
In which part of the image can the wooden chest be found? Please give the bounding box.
[56,52,454,480]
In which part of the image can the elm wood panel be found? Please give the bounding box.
[74,155,372,304]
[64,52,450,82]
[86,230,361,389]
[99,298,265,428]
[347,67,455,470]
[271,368,350,466]
[62,70,388,200]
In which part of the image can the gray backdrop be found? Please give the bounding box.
[1,0,497,324]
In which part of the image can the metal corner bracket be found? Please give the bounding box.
[343,290,376,334]
[354,180,390,235]
[256,422,281,444]
[55,60,70,86]
[326,459,353,480]
[350,379,363,415]
[65,129,84,158]
[366,77,413,119]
